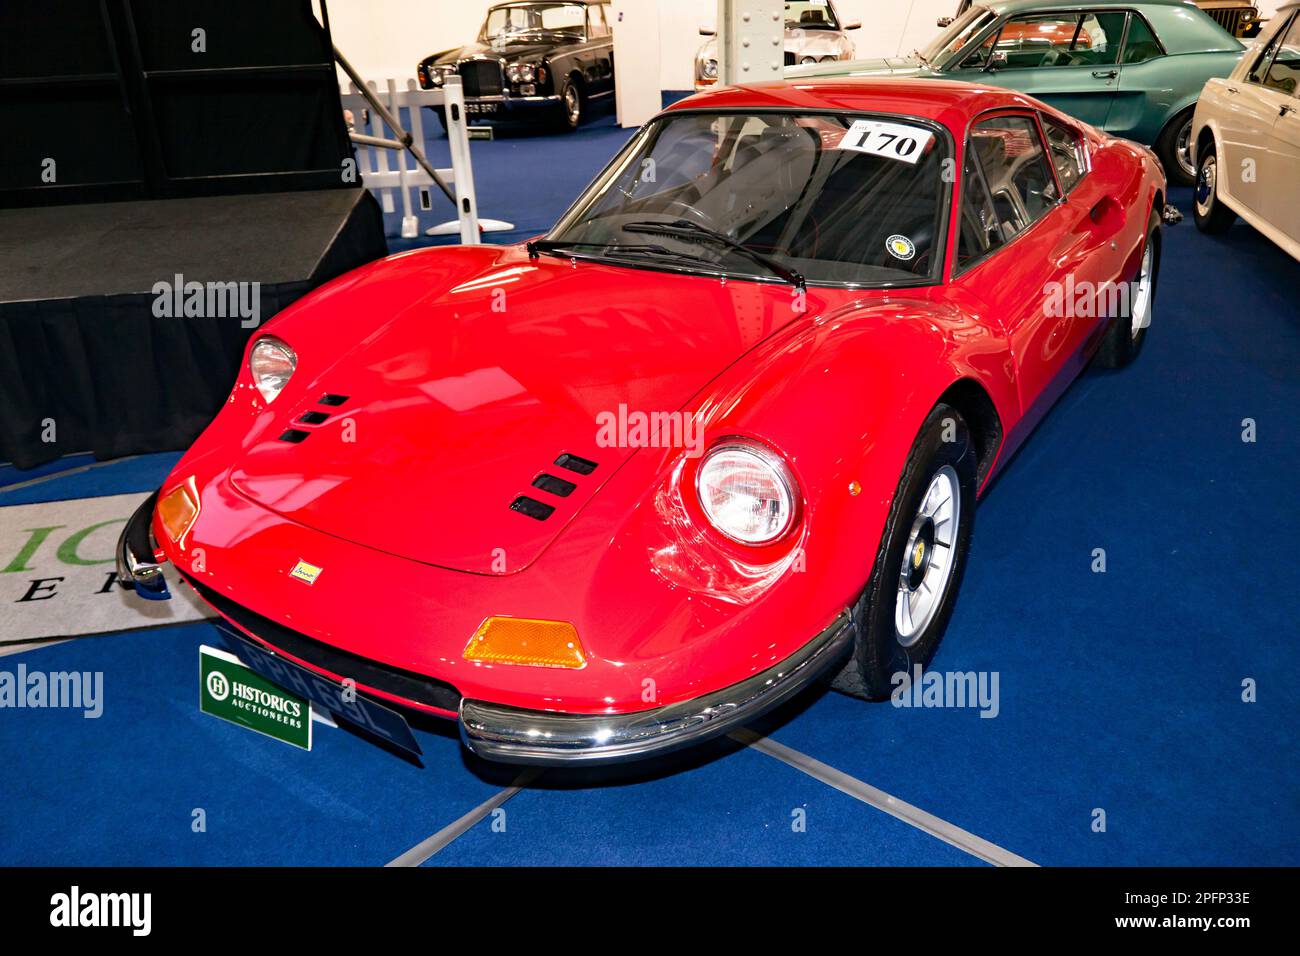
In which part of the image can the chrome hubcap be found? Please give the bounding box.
[1132,240,1153,338]
[895,465,960,646]
[565,86,580,124]
[1196,156,1217,215]
[1175,118,1194,178]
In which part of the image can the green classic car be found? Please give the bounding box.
[789,0,1244,184]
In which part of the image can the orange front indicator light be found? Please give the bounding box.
[464,617,586,669]
[157,481,199,544]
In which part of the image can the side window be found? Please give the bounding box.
[967,115,1059,237]
[960,14,1081,71]
[1072,12,1126,67]
[1120,12,1163,65]
[1247,13,1292,85]
[957,148,1006,269]
[588,4,610,38]
[1041,117,1086,193]
[1264,14,1300,96]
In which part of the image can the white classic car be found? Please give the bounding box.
[694,0,860,91]
[1192,0,1300,260]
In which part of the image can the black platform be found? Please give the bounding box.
[0,188,386,469]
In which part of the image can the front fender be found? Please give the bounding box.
[589,297,1015,629]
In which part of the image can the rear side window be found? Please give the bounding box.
[1120,12,1163,65]
[1041,117,1086,194]
[1263,13,1300,95]
[1247,12,1293,85]
[967,115,1059,236]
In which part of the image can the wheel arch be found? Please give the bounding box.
[934,378,1004,493]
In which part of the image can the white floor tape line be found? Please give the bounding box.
[0,491,214,644]
[732,728,1038,867]
[385,770,540,867]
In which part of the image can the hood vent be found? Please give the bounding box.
[510,496,555,521]
[554,453,597,476]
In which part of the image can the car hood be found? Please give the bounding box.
[226,247,806,575]
[784,55,932,79]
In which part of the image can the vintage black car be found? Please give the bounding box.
[418,1,615,131]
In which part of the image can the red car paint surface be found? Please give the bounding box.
[156,78,1164,720]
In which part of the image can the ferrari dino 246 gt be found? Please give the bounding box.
[120,77,1165,765]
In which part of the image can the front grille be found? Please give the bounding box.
[784,51,798,66]
[184,574,462,712]
[1206,7,1254,36]
[459,59,503,97]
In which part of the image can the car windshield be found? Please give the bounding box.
[546,111,950,287]
[919,6,996,66]
[785,0,840,31]
[481,3,585,41]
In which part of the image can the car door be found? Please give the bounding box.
[946,9,1128,130]
[1258,12,1300,240]
[1104,8,1172,142]
[1217,11,1297,221]
[582,2,614,96]
[953,112,1125,424]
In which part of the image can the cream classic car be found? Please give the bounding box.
[1192,1,1300,260]
[694,0,860,91]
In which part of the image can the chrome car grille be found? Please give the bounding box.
[459,59,503,97]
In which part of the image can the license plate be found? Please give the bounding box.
[216,623,423,758]
[466,102,498,115]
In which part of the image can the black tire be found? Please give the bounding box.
[1096,208,1160,369]
[1154,108,1196,186]
[1193,139,1237,235]
[829,404,978,701]
[555,76,584,131]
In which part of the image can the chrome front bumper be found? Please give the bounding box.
[116,490,171,601]
[459,609,853,765]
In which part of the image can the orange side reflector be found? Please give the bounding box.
[464,617,586,669]
[157,483,199,543]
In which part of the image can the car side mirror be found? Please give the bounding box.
[699,25,715,36]
[846,21,861,30]
[986,50,1008,71]
[937,17,954,28]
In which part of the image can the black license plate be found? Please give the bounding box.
[216,623,423,758]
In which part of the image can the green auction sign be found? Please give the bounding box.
[199,645,311,750]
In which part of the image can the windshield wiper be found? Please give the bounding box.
[910,48,932,67]
[526,237,717,268]
[621,219,805,290]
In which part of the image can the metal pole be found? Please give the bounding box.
[334,44,455,204]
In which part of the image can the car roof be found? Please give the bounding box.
[665,77,1062,136]
[981,0,1200,11]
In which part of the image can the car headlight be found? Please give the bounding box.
[506,63,536,83]
[800,55,817,65]
[819,54,838,62]
[702,58,718,79]
[430,70,445,86]
[696,441,798,545]
[249,336,296,404]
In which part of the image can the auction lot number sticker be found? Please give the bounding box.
[839,119,933,164]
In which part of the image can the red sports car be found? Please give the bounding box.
[119,77,1164,764]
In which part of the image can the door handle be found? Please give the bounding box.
[1225,86,1239,94]
[1092,69,1118,79]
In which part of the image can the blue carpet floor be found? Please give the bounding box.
[1,166,1296,864]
